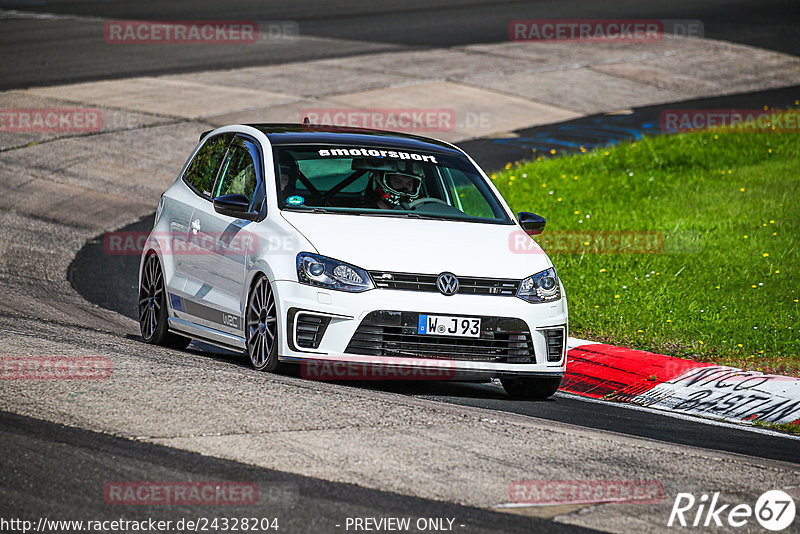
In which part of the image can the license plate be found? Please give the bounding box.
[417,314,481,338]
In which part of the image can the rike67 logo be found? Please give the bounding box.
[668,490,795,531]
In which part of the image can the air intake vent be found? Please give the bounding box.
[293,312,331,349]
[543,328,565,362]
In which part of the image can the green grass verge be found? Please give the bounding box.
[492,118,799,375]
[753,420,800,436]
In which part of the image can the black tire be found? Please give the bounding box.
[246,275,279,372]
[138,253,191,349]
[501,376,562,399]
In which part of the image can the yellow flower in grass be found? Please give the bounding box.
[739,188,745,192]
[763,253,769,257]
[600,269,606,273]
[505,163,512,170]
[490,173,496,180]
[574,210,580,215]
[557,197,563,202]
[550,149,556,155]
[614,294,620,299]
[637,329,643,333]
[737,344,743,348]
[509,175,515,181]
[666,319,672,323]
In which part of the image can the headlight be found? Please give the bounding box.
[517,267,560,303]
[297,252,374,293]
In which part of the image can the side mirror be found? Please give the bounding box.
[213,194,258,221]
[518,212,546,235]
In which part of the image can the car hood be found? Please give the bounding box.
[280,211,552,279]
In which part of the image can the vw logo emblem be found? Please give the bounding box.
[436,272,459,296]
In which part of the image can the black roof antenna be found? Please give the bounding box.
[302,116,311,125]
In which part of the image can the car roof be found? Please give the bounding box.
[205,123,464,155]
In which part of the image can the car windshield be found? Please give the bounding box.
[273,145,511,224]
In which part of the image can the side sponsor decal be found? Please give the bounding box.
[172,294,242,332]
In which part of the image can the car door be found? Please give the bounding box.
[163,132,233,303]
[182,135,263,336]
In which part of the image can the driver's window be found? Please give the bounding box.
[443,168,495,218]
[214,138,259,206]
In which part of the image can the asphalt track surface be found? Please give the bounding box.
[69,213,800,466]
[68,82,800,467]
[0,411,600,534]
[1,0,799,89]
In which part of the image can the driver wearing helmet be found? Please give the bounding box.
[366,170,423,210]
[279,153,299,199]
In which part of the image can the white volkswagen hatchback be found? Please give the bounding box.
[139,124,568,398]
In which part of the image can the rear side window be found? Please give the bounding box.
[214,138,259,205]
[183,133,233,197]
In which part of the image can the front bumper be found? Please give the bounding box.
[272,280,568,378]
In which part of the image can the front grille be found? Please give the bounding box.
[543,328,565,362]
[345,311,535,363]
[370,271,519,296]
